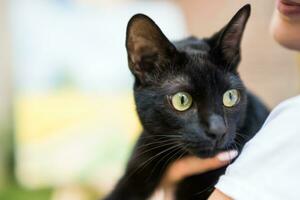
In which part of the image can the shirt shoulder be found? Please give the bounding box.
[264,95,300,124]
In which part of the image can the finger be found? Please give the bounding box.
[183,150,238,172]
[216,150,239,162]
[201,150,239,170]
[168,150,239,182]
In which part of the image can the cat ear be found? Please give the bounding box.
[126,14,178,84]
[208,4,251,71]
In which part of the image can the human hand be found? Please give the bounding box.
[153,150,238,200]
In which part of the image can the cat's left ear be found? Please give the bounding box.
[126,14,179,84]
[208,4,251,71]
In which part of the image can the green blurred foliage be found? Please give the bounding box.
[0,184,52,200]
[0,119,51,200]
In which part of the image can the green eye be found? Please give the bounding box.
[223,89,240,107]
[171,92,192,111]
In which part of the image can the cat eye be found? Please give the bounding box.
[171,92,193,111]
[223,89,240,107]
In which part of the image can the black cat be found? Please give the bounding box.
[104,4,269,200]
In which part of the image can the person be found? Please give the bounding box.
[157,0,300,199]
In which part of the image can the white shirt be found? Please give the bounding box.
[216,95,300,200]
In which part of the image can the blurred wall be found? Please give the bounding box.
[0,0,13,187]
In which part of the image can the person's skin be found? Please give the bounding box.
[155,151,237,200]
[160,151,238,188]
[158,0,300,199]
[271,0,300,51]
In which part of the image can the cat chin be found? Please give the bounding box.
[186,138,235,158]
[189,144,236,158]
[188,148,219,158]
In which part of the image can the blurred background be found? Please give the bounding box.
[0,0,299,199]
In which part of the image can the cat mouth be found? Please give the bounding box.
[194,149,218,158]
[184,139,235,158]
[185,143,218,158]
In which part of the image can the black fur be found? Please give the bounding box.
[104,4,269,200]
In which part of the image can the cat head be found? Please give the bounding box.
[126,5,251,157]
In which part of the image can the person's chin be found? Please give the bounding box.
[270,11,300,51]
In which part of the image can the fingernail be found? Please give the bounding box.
[217,150,238,162]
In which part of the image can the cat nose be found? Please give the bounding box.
[206,114,226,139]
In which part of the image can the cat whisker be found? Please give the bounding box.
[235,132,248,140]
[131,144,184,179]
[135,138,181,151]
[133,140,180,160]
[234,138,244,148]
[147,145,183,181]
[141,134,183,139]
[160,144,186,171]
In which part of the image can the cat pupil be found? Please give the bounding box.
[229,92,233,100]
[181,96,185,105]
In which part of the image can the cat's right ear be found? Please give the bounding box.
[207,4,251,71]
[126,14,178,84]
